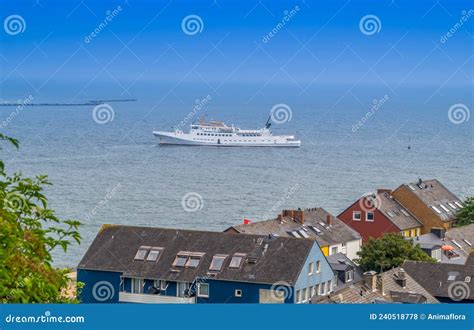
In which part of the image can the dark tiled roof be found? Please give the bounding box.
[401,179,462,222]
[229,208,361,247]
[375,192,422,230]
[402,254,474,301]
[78,225,315,285]
[327,253,364,292]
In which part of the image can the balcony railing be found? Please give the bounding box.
[119,292,195,304]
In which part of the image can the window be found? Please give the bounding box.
[455,201,463,208]
[387,211,394,217]
[134,246,150,260]
[308,262,314,275]
[440,204,451,213]
[315,284,320,296]
[400,208,410,216]
[448,202,457,210]
[296,290,301,303]
[345,269,354,282]
[146,247,163,262]
[331,246,338,255]
[327,280,332,294]
[209,254,227,271]
[131,278,143,294]
[408,185,416,191]
[305,287,311,302]
[229,253,246,268]
[451,240,462,249]
[353,211,361,221]
[235,289,242,297]
[197,283,209,297]
[172,253,189,267]
[185,256,201,268]
[366,212,374,222]
[316,260,321,273]
[464,239,472,246]
[298,229,309,238]
[321,282,326,295]
[416,228,421,236]
[431,205,442,214]
[312,285,317,297]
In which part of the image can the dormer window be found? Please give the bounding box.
[345,269,354,282]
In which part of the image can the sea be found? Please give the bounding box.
[1,80,473,268]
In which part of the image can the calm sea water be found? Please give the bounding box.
[1,81,473,267]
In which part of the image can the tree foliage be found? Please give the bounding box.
[455,196,474,227]
[0,134,82,303]
[355,233,435,272]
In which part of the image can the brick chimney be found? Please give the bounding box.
[326,214,332,226]
[277,213,283,223]
[363,271,378,292]
[293,210,304,224]
[395,268,407,288]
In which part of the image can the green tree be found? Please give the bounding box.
[454,196,474,227]
[355,233,435,272]
[0,134,82,303]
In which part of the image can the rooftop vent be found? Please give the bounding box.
[246,255,258,264]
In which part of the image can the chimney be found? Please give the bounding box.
[363,271,378,292]
[431,227,446,240]
[377,274,385,296]
[294,210,304,224]
[395,268,407,288]
[277,214,283,223]
[326,214,332,226]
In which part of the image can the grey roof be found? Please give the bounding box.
[375,192,422,230]
[401,179,462,222]
[403,254,474,301]
[412,233,466,265]
[78,225,315,285]
[228,208,361,247]
[313,267,438,304]
[445,224,474,257]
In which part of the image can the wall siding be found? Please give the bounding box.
[77,269,122,303]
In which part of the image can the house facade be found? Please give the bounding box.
[78,225,335,304]
[392,179,463,234]
[225,208,362,260]
[338,189,422,243]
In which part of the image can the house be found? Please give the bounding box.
[77,224,335,304]
[411,225,474,264]
[313,267,439,304]
[392,178,463,234]
[225,208,362,260]
[403,252,474,303]
[326,253,364,292]
[338,189,423,243]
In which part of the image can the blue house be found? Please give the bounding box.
[77,224,335,303]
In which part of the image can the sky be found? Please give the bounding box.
[0,0,472,96]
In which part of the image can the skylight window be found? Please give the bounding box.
[298,229,309,238]
[185,256,202,268]
[308,226,321,234]
[440,204,450,213]
[431,205,442,214]
[387,211,394,218]
[172,253,189,267]
[448,202,457,210]
[146,247,163,262]
[451,240,462,249]
[134,246,151,260]
[408,185,416,191]
[229,253,246,268]
[400,208,410,217]
[455,201,463,208]
[463,239,472,246]
[289,231,302,238]
[209,255,227,271]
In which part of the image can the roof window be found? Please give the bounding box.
[134,246,151,260]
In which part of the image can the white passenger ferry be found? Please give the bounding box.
[153,117,301,147]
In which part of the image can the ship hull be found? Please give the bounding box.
[153,131,301,147]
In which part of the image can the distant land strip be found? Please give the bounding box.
[0,99,137,107]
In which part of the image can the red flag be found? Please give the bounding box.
[243,218,251,225]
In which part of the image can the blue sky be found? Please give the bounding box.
[0,0,472,91]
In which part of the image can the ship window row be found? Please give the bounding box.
[197,133,232,137]
[241,134,259,137]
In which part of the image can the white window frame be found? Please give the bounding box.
[330,246,338,255]
[308,262,314,275]
[316,260,321,273]
[353,211,361,221]
[235,289,242,297]
[197,283,209,298]
[366,212,374,222]
[131,278,144,294]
